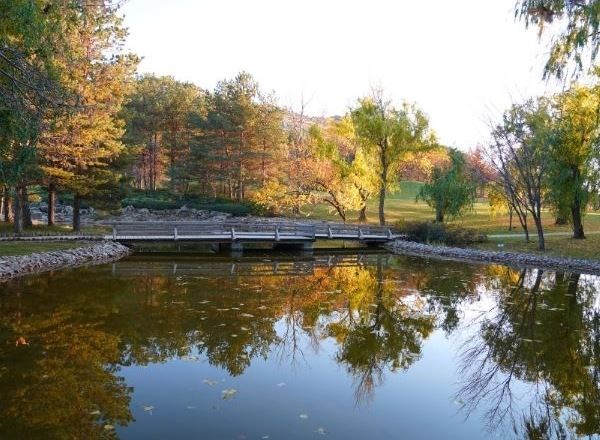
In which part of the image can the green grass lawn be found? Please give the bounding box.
[0,223,110,236]
[303,180,600,235]
[0,223,109,257]
[0,241,90,256]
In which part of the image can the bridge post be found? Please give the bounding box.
[275,225,280,241]
[174,226,178,241]
[231,241,243,257]
[112,226,117,240]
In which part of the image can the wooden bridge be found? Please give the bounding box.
[105,221,399,251]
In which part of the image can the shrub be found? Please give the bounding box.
[396,220,487,246]
[121,191,263,216]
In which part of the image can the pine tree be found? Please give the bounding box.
[38,2,137,230]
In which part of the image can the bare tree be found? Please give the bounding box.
[488,98,553,250]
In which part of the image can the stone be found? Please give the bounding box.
[386,240,600,276]
[0,241,130,280]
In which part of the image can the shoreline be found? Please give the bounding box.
[386,240,600,275]
[0,241,131,281]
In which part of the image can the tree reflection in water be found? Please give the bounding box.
[457,267,600,439]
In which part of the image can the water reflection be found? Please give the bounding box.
[0,253,598,439]
[457,268,600,438]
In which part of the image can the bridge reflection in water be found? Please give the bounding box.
[110,252,393,277]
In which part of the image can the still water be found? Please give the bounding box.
[1,251,599,439]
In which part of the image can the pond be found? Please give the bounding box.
[1,251,599,439]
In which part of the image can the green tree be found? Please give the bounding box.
[121,75,204,194]
[351,89,435,225]
[417,148,477,222]
[194,72,284,201]
[516,0,600,78]
[546,83,600,239]
[0,0,75,232]
[489,98,553,250]
[38,2,138,231]
[307,117,376,222]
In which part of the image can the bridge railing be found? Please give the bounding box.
[107,221,397,241]
[109,221,317,240]
[314,224,395,239]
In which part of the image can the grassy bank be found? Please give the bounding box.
[476,233,600,261]
[0,241,91,257]
[0,223,109,235]
[0,224,109,257]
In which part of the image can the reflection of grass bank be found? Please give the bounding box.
[0,241,90,256]
[475,234,600,261]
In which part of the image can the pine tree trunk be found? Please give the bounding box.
[23,194,32,227]
[73,194,81,232]
[3,193,13,222]
[13,185,24,234]
[48,183,56,226]
[571,199,585,239]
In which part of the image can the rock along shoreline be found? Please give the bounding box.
[387,240,600,276]
[0,241,131,281]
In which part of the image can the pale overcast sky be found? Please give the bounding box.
[120,0,562,149]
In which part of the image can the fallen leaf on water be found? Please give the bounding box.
[261,436,270,439]
[299,413,308,419]
[276,382,286,387]
[203,379,218,386]
[231,334,238,337]
[315,427,327,435]
[186,406,197,409]
[15,336,29,346]
[89,410,100,416]
[240,313,254,318]
[221,388,237,400]
[143,405,154,414]
[240,327,249,331]
[257,306,267,310]
[104,424,114,430]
